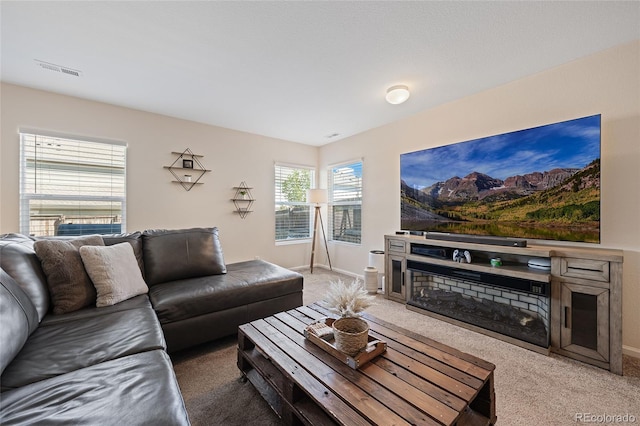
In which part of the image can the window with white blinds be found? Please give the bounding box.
[275,164,315,242]
[329,160,362,244]
[20,132,126,237]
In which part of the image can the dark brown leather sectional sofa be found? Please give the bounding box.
[0,227,303,425]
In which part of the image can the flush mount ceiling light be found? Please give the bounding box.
[385,85,410,105]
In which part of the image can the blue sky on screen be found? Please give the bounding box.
[401,115,601,189]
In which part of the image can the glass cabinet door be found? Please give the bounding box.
[387,254,406,301]
[560,282,609,362]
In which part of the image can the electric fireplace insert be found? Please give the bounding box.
[407,259,550,348]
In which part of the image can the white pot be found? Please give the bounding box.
[364,266,378,294]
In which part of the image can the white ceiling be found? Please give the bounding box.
[1,1,638,146]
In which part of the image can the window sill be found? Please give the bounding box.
[275,238,312,246]
[329,239,361,247]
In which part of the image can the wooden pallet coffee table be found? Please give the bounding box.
[237,303,496,425]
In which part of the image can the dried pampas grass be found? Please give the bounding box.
[324,278,375,318]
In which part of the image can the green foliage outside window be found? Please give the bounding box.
[282,169,311,202]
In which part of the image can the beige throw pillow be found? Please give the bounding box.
[34,236,105,314]
[79,242,148,307]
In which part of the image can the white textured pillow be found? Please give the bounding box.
[79,242,148,307]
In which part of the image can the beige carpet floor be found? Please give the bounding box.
[171,268,640,425]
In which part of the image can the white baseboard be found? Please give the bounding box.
[289,264,336,272]
[314,264,360,279]
[623,345,640,359]
[289,265,307,271]
[291,264,361,279]
[327,266,361,279]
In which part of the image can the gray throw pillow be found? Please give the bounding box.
[34,236,105,314]
[102,232,145,277]
[79,243,148,307]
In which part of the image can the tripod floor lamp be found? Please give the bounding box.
[308,189,332,273]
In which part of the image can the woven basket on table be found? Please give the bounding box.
[332,317,369,356]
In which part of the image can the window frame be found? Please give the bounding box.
[328,159,363,245]
[274,162,316,244]
[19,130,127,237]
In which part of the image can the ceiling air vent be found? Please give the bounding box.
[35,60,82,77]
[61,68,80,77]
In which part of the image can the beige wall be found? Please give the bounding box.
[0,83,319,267]
[319,41,640,354]
[1,40,638,354]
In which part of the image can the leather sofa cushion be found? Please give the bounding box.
[103,231,145,276]
[1,298,165,390]
[0,269,39,375]
[39,294,150,326]
[150,259,303,324]
[0,234,50,321]
[142,227,226,286]
[0,350,190,426]
[33,236,105,314]
[161,292,303,353]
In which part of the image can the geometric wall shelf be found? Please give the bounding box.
[232,181,254,218]
[163,148,211,191]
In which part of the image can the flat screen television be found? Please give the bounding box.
[400,114,601,243]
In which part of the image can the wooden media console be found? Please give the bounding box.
[384,234,623,374]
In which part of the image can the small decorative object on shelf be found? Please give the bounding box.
[324,278,376,356]
[453,249,472,263]
[163,148,211,191]
[232,181,254,218]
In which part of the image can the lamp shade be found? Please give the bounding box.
[307,188,328,204]
[385,85,410,105]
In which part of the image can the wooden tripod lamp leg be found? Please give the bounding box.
[317,208,332,271]
[310,206,320,273]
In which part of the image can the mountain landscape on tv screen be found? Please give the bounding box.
[400,115,601,243]
[401,159,600,242]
